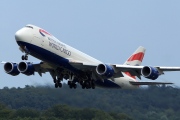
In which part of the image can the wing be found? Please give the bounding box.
[69,60,180,80]
[129,81,173,85]
[112,64,180,79]
[32,62,53,76]
[69,46,180,80]
[1,61,54,76]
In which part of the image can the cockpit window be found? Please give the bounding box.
[25,26,33,29]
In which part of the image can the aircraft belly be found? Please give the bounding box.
[17,41,138,89]
[114,77,138,89]
[95,79,121,88]
[16,41,82,74]
[95,77,138,89]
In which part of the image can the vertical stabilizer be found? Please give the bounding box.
[124,46,146,66]
[124,46,146,79]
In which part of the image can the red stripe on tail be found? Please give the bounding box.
[127,52,144,62]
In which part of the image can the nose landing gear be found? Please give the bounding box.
[22,54,28,60]
[20,46,30,60]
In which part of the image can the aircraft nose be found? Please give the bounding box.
[15,28,27,42]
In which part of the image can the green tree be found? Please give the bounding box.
[12,108,40,118]
[0,103,12,119]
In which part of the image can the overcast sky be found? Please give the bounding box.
[1,0,180,88]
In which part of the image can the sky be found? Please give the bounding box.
[1,0,180,88]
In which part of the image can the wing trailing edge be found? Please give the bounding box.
[129,81,173,85]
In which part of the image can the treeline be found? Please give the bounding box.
[0,103,132,120]
[0,84,180,120]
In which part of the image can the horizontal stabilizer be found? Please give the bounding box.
[130,81,173,85]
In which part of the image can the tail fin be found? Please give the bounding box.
[124,46,146,66]
[124,46,146,80]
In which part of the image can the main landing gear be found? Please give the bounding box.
[67,74,77,89]
[54,78,62,88]
[67,73,96,89]
[68,81,77,89]
[50,70,96,89]
[50,70,64,89]
[80,80,95,89]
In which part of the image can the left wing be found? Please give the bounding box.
[129,81,173,85]
[69,60,180,80]
[112,64,180,79]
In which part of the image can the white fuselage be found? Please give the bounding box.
[15,25,138,89]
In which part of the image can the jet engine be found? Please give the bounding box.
[141,66,159,80]
[18,62,35,76]
[96,64,114,78]
[4,62,20,76]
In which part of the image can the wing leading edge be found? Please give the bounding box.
[69,60,180,80]
[69,46,180,80]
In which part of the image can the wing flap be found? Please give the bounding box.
[156,67,180,71]
[33,62,56,76]
[68,59,98,70]
[130,81,173,85]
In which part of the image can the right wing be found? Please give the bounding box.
[32,62,53,76]
[1,61,54,76]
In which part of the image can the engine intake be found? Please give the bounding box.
[4,62,20,76]
[141,66,159,80]
[18,62,35,76]
[96,64,114,78]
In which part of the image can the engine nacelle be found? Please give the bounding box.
[96,64,114,78]
[18,62,35,76]
[4,62,20,76]
[141,66,159,80]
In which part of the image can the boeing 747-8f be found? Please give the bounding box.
[2,24,180,89]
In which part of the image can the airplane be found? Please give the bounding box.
[2,24,180,89]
